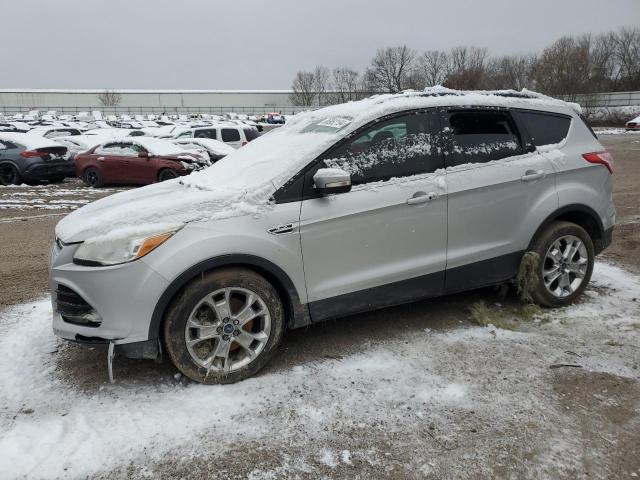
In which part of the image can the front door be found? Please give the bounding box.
[299,111,447,321]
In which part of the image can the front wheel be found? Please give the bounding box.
[163,268,285,384]
[528,221,595,307]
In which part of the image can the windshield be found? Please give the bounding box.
[180,114,353,193]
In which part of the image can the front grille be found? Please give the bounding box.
[56,284,101,327]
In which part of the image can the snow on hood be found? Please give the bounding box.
[56,87,575,242]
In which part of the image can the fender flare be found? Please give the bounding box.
[528,203,606,251]
[148,254,311,340]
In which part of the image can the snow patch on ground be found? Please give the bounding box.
[0,262,638,479]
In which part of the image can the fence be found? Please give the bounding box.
[2,91,639,117]
[0,105,310,116]
[557,91,640,107]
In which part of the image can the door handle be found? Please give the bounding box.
[407,191,438,205]
[521,170,545,182]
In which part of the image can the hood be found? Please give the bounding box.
[55,179,275,243]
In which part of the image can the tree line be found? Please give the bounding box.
[289,27,640,106]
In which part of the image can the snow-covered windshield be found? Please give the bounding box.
[180,114,353,192]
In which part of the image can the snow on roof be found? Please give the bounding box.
[0,132,65,150]
[124,137,191,156]
[627,115,640,123]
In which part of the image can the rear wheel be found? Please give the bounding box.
[83,167,104,187]
[158,168,178,182]
[163,268,285,384]
[0,164,20,186]
[528,221,595,307]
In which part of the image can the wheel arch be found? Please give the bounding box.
[148,254,311,342]
[529,204,606,254]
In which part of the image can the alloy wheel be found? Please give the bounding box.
[0,165,18,186]
[184,287,271,373]
[542,235,589,298]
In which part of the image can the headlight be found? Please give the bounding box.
[73,225,182,266]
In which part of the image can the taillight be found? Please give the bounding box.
[582,151,613,174]
[20,150,48,158]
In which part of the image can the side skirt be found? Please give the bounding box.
[307,251,525,323]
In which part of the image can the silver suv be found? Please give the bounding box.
[49,89,615,384]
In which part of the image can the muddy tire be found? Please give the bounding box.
[528,221,595,307]
[163,268,285,384]
[83,167,104,187]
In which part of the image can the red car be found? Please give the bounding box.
[75,137,209,187]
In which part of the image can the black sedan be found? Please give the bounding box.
[0,133,73,185]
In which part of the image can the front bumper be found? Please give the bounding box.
[49,241,170,346]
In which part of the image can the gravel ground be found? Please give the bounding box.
[0,134,638,479]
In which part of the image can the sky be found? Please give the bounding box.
[1,0,638,90]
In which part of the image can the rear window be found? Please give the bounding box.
[243,128,259,142]
[515,110,572,146]
[445,110,523,166]
[222,128,241,142]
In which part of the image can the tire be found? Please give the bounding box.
[528,221,595,307]
[163,268,285,384]
[83,167,104,187]
[158,168,178,182]
[0,163,20,186]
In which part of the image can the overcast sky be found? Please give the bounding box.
[1,0,638,90]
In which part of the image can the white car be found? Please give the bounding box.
[172,137,235,162]
[26,126,83,139]
[625,115,640,131]
[171,124,259,149]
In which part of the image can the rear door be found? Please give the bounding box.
[298,111,447,320]
[220,128,243,148]
[440,108,558,291]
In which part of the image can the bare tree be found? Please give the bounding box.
[485,54,536,90]
[365,46,417,93]
[445,46,489,89]
[611,27,640,91]
[329,67,363,103]
[414,50,449,88]
[289,71,317,106]
[97,89,122,107]
[312,66,330,106]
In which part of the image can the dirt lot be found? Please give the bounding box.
[0,134,638,479]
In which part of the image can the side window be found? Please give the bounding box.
[94,143,119,155]
[221,128,241,142]
[444,110,523,167]
[514,110,571,147]
[319,112,440,185]
[195,129,216,139]
[177,131,192,139]
[243,128,259,142]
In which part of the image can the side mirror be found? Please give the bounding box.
[313,168,352,196]
[138,151,149,158]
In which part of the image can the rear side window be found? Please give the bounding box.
[515,110,571,147]
[319,112,441,185]
[445,110,523,167]
[243,128,259,141]
[195,129,216,139]
[222,128,241,142]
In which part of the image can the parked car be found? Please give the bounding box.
[172,138,235,163]
[625,115,640,131]
[26,126,83,139]
[50,89,615,384]
[74,137,208,187]
[0,132,72,185]
[170,124,259,148]
[53,135,101,167]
